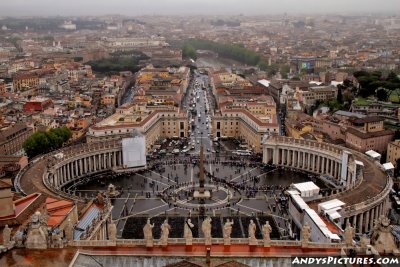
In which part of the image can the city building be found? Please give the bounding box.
[86,103,188,151]
[0,123,33,155]
[23,97,53,113]
[345,116,394,153]
[212,96,279,152]
[387,140,400,167]
[12,73,39,92]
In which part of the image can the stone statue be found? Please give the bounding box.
[262,221,272,246]
[370,216,398,254]
[26,211,48,249]
[184,218,194,245]
[108,221,117,241]
[106,183,120,197]
[13,228,25,248]
[97,192,104,205]
[51,231,63,248]
[3,225,12,247]
[248,220,257,245]
[160,219,171,246]
[301,222,311,246]
[202,217,212,245]
[223,219,234,245]
[360,234,370,249]
[143,218,154,247]
[64,219,74,242]
[344,221,354,246]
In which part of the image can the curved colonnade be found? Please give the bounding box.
[263,136,392,234]
[45,141,123,191]
[16,141,125,201]
[18,136,392,236]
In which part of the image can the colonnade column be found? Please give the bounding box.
[364,210,370,232]
[292,150,295,167]
[358,212,364,233]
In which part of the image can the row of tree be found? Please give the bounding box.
[182,39,291,78]
[353,70,400,101]
[182,39,261,66]
[86,56,144,73]
[23,127,72,158]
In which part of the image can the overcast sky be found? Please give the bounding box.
[1,0,399,16]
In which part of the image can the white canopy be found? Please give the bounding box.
[383,162,395,171]
[318,199,345,213]
[326,210,342,220]
[258,79,270,87]
[365,150,381,159]
[293,181,320,197]
[355,160,364,166]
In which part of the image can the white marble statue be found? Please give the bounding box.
[160,219,171,246]
[3,224,12,247]
[143,218,154,247]
[64,219,74,242]
[301,222,311,246]
[248,219,257,245]
[223,219,234,245]
[344,221,355,246]
[202,217,212,245]
[26,211,48,249]
[262,221,272,246]
[184,218,194,245]
[108,221,117,241]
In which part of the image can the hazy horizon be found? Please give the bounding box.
[0,0,399,17]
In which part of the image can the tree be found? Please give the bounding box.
[376,88,389,102]
[337,86,343,103]
[23,127,72,158]
[182,43,197,60]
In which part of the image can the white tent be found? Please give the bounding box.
[383,162,395,171]
[293,182,320,197]
[318,199,345,213]
[365,150,381,160]
[326,209,342,220]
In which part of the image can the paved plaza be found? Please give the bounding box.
[74,154,324,239]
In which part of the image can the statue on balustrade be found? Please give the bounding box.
[202,217,212,245]
[50,230,63,248]
[301,222,311,246]
[184,218,194,245]
[223,219,234,245]
[143,218,154,247]
[64,219,74,243]
[2,224,13,248]
[108,220,117,242]
[370,216,398,254]
[262,221,272,246]
[248,220,257,245]
[160,219,171,246]
[13,228,25,248]
[96,192,104,205]
[344,221,355,246]
[26,211,49,249]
